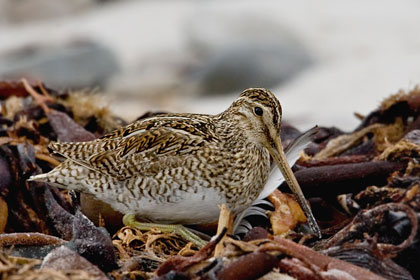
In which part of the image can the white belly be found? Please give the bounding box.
[97,184,229,224]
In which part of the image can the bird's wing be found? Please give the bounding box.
[47,116,162,162]
[49,124,209,180]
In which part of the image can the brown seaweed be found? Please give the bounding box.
[1,81,420,279]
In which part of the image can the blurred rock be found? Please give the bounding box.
[42,246,108,280]
[66,211,117,272]
[1,0,95,23]
[107,52,191,97]
[186,12,312,94]
[0,155,12,197]
[0,41,119,90]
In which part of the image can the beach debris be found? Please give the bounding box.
[1,80,420,279]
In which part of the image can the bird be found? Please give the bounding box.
[29,88,321,246]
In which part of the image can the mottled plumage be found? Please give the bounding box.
[30,88,320,236]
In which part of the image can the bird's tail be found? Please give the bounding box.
[28,172,51,183]
[27,163,82,191]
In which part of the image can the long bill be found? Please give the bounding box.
[268,136,322,238]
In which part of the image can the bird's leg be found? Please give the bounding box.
[123,214,207,248]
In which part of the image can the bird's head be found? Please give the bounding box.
[227,88,321,237]
[229,88,282,149]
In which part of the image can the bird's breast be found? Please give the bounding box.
[220,143,271,209]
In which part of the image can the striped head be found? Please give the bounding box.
[228,88,283,147]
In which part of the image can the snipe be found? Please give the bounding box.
[29,88,320,246]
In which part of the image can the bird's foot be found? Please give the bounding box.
[123,214,207,248]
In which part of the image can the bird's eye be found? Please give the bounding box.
[254,107,263,116]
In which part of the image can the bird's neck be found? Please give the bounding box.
[214,112,260,152]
